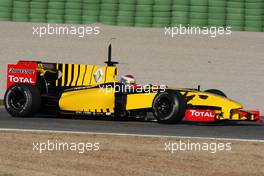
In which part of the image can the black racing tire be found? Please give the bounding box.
[4,84,41,117]
[204,89,227,98]
[152,91,186,124]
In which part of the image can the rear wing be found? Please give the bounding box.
[7,61,37,89]
[7,61,118,91]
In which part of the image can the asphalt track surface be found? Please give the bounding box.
[0,108,263,140]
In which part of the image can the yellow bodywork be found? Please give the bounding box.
[58,64,118,113]
[57,64,247,120]
[59,89,157,113]
[54,63,118,87]
[126,93,157,110]
[59,87,115,113]
[59,86,245,120]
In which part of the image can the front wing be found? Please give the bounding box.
[185,109,260,122]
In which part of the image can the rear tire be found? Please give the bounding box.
[152,91,186,124]
[205,89,227,98]
[4,84,41,117]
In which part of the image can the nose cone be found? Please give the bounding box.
[226,98,243,109]
[202,91,243,110]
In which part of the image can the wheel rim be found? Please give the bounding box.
[8,87,26,110]
[156,97,172,120]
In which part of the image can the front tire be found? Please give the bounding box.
[152,91,186,124]
[4,84,41,117]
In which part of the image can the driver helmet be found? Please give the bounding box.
[121,75,136,85]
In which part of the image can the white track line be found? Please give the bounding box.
[0,128,264,143]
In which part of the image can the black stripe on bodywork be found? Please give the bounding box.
[69,64,75,86]
[104,67,108,83]
[82,65,88,86]
[46,63,58,91]
[89,65,95,85]
[75,65,81,86]
[58,64,63,86]
[64,64,68,86]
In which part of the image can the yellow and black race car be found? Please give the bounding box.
[4,45,260,124]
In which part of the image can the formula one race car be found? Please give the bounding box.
[4,45,260,124]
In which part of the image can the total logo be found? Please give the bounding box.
[189,109,215,118]
[8,75,35,84]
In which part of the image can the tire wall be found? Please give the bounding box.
[0,0,263,32]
